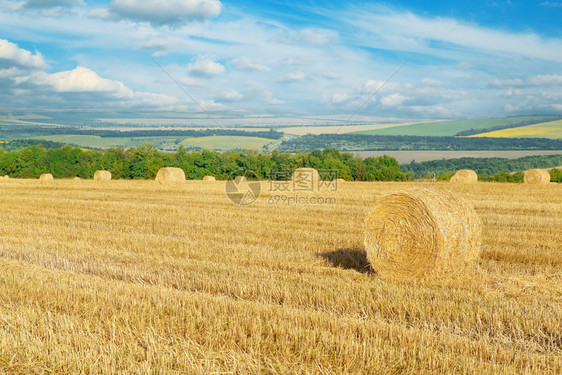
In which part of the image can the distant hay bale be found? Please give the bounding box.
[39,173,53,181]
[73,177,81,180]
[524,169,550,184]
[2,175,9,180]
[337,178,345,183]
[364,186,482,280]
[234,175,247,184]
[94,170,111,181]
[450,169,478,184]
[155,167,185,185]
[292,168,320,191]
[203,175,216,181]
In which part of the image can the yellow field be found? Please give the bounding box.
[0,179,561,374]
[471,119,562,139]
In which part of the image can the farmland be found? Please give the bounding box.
[471,119,562,139]
[179,135,276,150]
[353,116,561,137]
[0,179,560,374]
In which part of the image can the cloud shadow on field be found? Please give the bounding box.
[318,248,372,274]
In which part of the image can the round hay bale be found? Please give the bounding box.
[73,177,81,180]
[234,175,247,184]
[203,175,216,181]
[292,168,320,191]
[39,173,53,181]
[524,169,550,184]
[94,170,111,181]
[364,186,482,280]
[2,175,9,180]
[155,167,185,184]
[450,169,478,184]
[337,178,345,183]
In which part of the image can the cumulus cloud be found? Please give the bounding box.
[381,93,407,107]
[0,39,46,69]
[216,88,244,102]
[105,0,222,26]
[277,71,307,83]
[188,57,225,77]
[44,66,133,97]
[232,57,270,72]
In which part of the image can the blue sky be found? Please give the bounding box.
[0,0,561,119]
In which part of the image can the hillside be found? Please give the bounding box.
[470,119,562,139]
[352,116,560,137]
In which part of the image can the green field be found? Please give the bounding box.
[352,116,557,137]
[32,135,182,149]
[471,119,562,139]
[24,135,274,151]
[179,136,275,150]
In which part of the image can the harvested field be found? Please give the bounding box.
[0,179,560,374]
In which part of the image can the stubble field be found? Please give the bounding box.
[0,179,560,374]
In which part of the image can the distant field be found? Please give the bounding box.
[352,116,556,137]
[356,150,562,163]
[280,122,415,135]
[179,135,275,150]
[32,135,182,149]
[24,135,275,151]
[471,119,562,139]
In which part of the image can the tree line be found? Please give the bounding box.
[278,134,562,152]
[0,144,410,181]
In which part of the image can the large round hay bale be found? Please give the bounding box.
[39,173,53,181]
[2,175,9,180]
[203,175,216,181]
[450,169,478,183]
[155,167,185,184]
[94,170,111,181]
[337,178,345,183]
[292,168,320,191]
[364,186,482,280]
[73,177,81,180]
[524,169,550,184]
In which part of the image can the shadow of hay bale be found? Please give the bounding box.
[318,248,373,274]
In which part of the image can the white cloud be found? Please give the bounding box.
[298,28,336,44]
[0,39,46,69]
[44,66,133,97]
[232,57,270,72]
[490,75,562,88]
[381,93,407,107]
[188,57,225,77]
[277,71,307,83]
[106,0,222,26]
[350,10,562,62]
[216,88,244,102]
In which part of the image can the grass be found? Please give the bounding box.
[179,135,275,150]
[352,116,556,137]
[471,119,562,139]
[0,179,560,373]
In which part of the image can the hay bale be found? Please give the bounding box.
[73,177,81,180]
[337,178,345,183]
[524,169,550,184]
[94,170,111,181]
[450,169,478,184]
[2,175,9,180]
[292,168,320,191]
[234,175,247,184]
[39,173,53,181]
[364,186,482,280]
[155,167,185,184]
[203,175,216,181]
